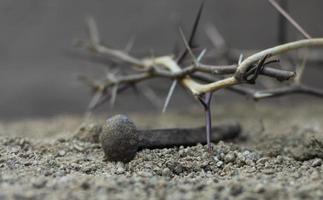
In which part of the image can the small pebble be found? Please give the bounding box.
[257,157,270,165]
[311,170,321,180]
[167,161,183,174]
[213,156,220,161]
[178,149,186,157]
[57,150,66,157]
[32,179,47,189]
[274,155,283,164]
[230,183,243,196]
[245,159,255,166]
[116,167,125,174]
[254,184,265,193]
[224,152,236,163]
[138,171,153,177]
[262,168,275,175]
[246,167,257,173]
[216,161,224,168]
[311,158,322,167]
[80,181,91,190]
[162,168,172,177]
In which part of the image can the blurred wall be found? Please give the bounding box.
[0,0,322,119]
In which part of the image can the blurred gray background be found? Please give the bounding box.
[0,0,322,119]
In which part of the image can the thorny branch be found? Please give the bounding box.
[75,2,323,150]
[77,17,298,96]
[78,19,323,98]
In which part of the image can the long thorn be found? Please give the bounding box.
[110,85,118,107]
[205,103,212,151]
[139,84,163,109]
[295,50,308,84]
[197,48,207,62]
[124,35,136,53]
[88,91,103,110]
[238,54,244,65]
[268,0,311,39]
[205,23,226,49]
[85,16,100,45]
[205,92,213,151]
[177,1,205,64]
[198,92,214,151]
[162,80,178,113]
[179,27,198,66]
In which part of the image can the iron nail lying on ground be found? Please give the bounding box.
[100,114,241,163]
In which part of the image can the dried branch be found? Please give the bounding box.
[235,39,323,76]
[205,23,323,63]
[78,19,323,99]
[192,73,323,100]
[76,18,323,107]
[78,32,296,84]
[75,5,323,150]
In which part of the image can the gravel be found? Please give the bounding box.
[1,136,323,200]
[0,103,323,199]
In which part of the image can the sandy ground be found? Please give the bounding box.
[1,102,323,200]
